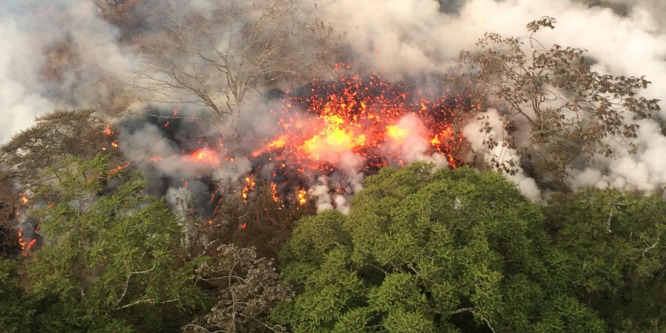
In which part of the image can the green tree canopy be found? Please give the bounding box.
[273,163,666,332]
[546,189,666,332]
[24,155,204,332]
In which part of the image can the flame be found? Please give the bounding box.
[253,136,287,157]
[18,226,24,250]
[111,141,118,148]
[385,125,409,143]
[270,183,280,203]
[18,194,28,205]
[241,177,255,201]
[188,148,220,164]
[301,115,366,159]
[297,189,307,206]
[127,74,464,213]
[108,162,131,175]
[103,125,113,136]
[18,225,39,256]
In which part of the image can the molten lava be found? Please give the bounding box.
[253,74,464,174]
[127,74,468,214]
[188,148,221,165]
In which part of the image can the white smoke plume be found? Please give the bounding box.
[463,108,542,201]
[2,0,666,207]
[311,0,666,198]
[0,0,136,143]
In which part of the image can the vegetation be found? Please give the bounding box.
[462,17,659,188]
[0,10,664,333]
[273,163,666,332]
[24,156,205,332]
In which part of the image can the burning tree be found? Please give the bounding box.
[462,17,660,188]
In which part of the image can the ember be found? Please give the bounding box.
[118,74,468,214]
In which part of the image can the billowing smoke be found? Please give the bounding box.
[2,0,666,209]
[0,1,137,143]
[314,0,666,197]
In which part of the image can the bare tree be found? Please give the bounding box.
[462,17,660,187]
[184,244,290,333]
[135,0,338,130]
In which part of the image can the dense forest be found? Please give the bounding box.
[1,1,666,332]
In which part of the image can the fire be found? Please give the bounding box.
[252,136,286,157]
[253,75,463,171]
[108,162,131,175]
[188,148,220,164]
[103,125,113,136]
[18,224,40,256]
[296,114,368,161]
[130,74,467,213]
[241,177,255,201]
[385,125,409,143]
[232,74,465,210]
[297,189,307,206]
[270,182,280,203]
[111,141,118,148]
[18,193,28,205]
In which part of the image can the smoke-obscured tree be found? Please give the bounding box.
[24,155,205,332]
[271,163,606,332]
[0,109,123,194]
[461,17,660,188]
[135,0,340,128]
[183,243,290,333]
[545,188,666,332]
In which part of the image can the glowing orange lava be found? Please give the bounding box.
[188,148,220,164]
[297,189,307,206]
[385,125,409,143]
[252,74,464,174]
[108,162,131,175]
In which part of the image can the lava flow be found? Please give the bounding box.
[252,74,465,176]
[119,74,470,214]
[243,74,468,212]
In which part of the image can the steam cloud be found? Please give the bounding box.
[2,0,666,208]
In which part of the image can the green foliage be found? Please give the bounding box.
[546,189,666,331]
[275,163,593,332]
[275,163,666,332]
[24,155,205,332]
[0,258,35,333]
